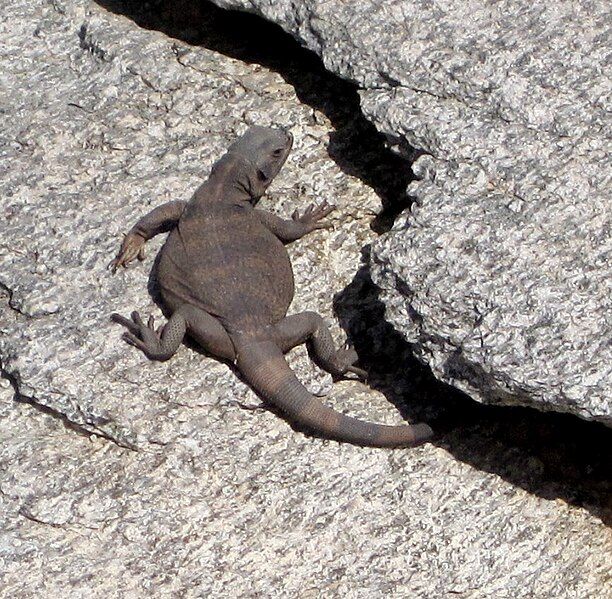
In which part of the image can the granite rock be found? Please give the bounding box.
[3,377,612,598]
[207,0,611,423]
[1,1,611,597]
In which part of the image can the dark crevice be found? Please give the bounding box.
[0,281,28,317]
[1,366,137,451]
[18,507,64,528]
[334,254,612,525]
[94,0,415,232]
[94,0,611,524]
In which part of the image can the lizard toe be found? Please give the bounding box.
[122,331,146,351]
[111,313,141,334]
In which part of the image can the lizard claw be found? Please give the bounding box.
[108,232,146,274]
[346,365,368,381]
[111,312,140,334]
[122,331,146,351]
[131,311,144,327]
[331,345,368,382]
[112,310,162,355]
[292,200,336,232]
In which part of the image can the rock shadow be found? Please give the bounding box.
[95,0,415,232]
[334,251,612,525]
[96,0,611,524]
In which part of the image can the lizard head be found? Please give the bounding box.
[227,126,293,202]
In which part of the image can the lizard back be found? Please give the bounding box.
[157,181,295,334]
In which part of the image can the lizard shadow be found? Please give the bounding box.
[101,0,611,525]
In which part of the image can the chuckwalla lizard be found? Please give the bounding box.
[109,126,433,447]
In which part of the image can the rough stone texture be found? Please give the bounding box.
[1,1,611,597]
[208,0,612,424]
[3,380,612,599]
[3,379,611,598]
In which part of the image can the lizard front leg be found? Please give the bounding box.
[255,200,335,243]
[109,200,187,272]
[111,311,186,361]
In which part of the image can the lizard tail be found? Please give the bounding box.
[234,339,433,448]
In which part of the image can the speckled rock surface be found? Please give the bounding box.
[3,376,611,598]
[2,379,611,598]
[207,0,612,423]
[1,0,383,447]
[1,1,611,597]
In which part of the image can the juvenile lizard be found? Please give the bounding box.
[109,126,433,447]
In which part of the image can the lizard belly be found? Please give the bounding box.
[158,215,294,331]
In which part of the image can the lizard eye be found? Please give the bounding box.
[272,148,283,157]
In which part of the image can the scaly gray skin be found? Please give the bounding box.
[109,126,433,448]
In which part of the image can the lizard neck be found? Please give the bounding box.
[204,154,262,208]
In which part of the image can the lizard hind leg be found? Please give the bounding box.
[273,311,366,379]
[179,305,236,362]
[111,310,186,361]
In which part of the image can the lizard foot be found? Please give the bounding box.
[291,200,336,232]
[111,311,163,355]
[330,346,368,381]
[108,232,146,273]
